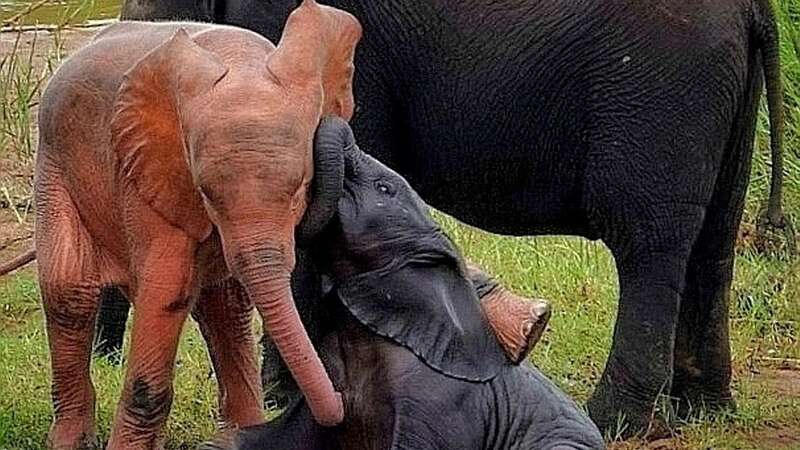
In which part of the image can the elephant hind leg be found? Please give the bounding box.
[672,61,761,416]
[36,181,103,450]
[672,166,747,416]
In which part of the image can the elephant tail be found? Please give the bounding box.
[0,248,36,276]
[753,0,789,230]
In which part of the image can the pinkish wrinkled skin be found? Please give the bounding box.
[34,2,361,448]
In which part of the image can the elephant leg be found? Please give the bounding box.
[673,198,743,417]
[193,279,263,429]
[672,247,735,416]
[107,234,197,450]
[587,204,705,438]
[36,183,102,450]
[672,88,758,416]
[93,286,130,363]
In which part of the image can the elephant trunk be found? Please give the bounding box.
[228,233,343,426]
[296,116,351,243]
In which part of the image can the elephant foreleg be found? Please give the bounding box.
[107,230,197,450]
[193,279,263,429]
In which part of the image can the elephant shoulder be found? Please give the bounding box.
[507,364,605,449]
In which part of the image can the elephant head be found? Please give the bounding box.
[110,1,361,425]
[311,117,508,382]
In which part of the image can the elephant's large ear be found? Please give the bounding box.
[111,28,228,241]
[266,0,361,118]
[337,263,508,382]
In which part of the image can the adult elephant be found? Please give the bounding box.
[120,0,791,437]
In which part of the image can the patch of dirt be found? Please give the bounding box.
[608,369,800,450]
[756,368,800,398]
[0,209,33,253]
[744,424,800,450]
[0,27,98,69]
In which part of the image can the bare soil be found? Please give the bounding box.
[0,26,97,67]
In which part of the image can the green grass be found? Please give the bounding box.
[1,0,800,449]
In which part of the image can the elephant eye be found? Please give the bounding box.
[375,180,395,196]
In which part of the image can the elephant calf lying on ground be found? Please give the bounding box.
[205,118,605,450]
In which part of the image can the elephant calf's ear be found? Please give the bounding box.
[111,28,228,241]
[337,264,508,382]
[266,1,361,95]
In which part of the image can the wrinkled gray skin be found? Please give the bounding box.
[226,340,604,450]
[206,118,604,450]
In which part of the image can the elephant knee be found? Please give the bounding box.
[43,282,100,333]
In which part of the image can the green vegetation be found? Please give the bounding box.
[0,0,798,448]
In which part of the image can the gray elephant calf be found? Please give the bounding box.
[209,118,604,450]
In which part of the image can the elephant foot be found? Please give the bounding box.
[47,420,99,450]
[479,287,551,363]
[754,209,797,255]
[671,382,735,420]
[586,376,675,440]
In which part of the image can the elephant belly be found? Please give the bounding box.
[348,0,751,239]
[368,108,591,237]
